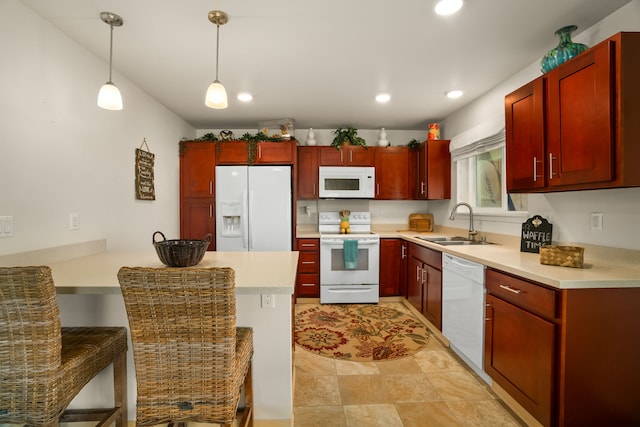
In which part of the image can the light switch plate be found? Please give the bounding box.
[0,216,13,237]
[590,212,603,231]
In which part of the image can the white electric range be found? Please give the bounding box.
[318,211,380,304]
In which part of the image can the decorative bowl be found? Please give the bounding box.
[152,231,211,267]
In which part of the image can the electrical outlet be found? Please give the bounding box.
[261,294,275,308]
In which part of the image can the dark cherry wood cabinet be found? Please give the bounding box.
[296,147,319,199]
[505,76,546,191]
[374,147,414,199]
[485,269,556,426]
[485,267,640,426]
[295,238,320,299]
[256,140,296,164]
[318,146,375,166]
[406,249,423,312]
[416,140,451,200]
[506,32,640,193]
[216,140,296,165]
[406,243,442,330]
[179,141,215,250]
[546,39,614,188]
[379,239,407,297]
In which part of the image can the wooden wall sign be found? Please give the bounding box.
[521,215,552,253]
[135,139,155,200]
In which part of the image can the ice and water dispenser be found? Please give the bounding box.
[219,201,242,236]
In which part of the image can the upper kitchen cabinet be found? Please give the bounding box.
[506,32,640,193]
[374,146,415,199]
[179,141,215,250]
[416,140,451,200]
[297,146,319,199]
[216,140,296,165]
[505,77,546,191]
[318,146,374,166]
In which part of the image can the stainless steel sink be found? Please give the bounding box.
[417,236,494,246]
[417,236,469,242]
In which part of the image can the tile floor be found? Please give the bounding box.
[293,302,526,427]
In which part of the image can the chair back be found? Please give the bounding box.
[0,266,62,423]
[118,267,238,424]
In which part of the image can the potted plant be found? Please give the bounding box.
[331,127,367,150]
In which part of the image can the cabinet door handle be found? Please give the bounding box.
[376,183,380,196]
[301,261,316,265]
[258,145,263,159]
[549,153,557,179]
[350,151,353,163]
[401,245,406,259]
[209,204,213,218]
[533,157,542,182]
[210,181,213,194]
[301,283,315,287]
[416,266,421,282]
[499,284,522,294]
[301,243,315,247]
[421,182,426,195]
[421,267,426,284]
[313,184,316,196]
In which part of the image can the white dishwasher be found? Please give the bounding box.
[442,253,491,384]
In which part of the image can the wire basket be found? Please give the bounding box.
[539,245,584,268]
[153,231,211,267]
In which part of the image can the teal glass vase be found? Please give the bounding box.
[540,25,588,73]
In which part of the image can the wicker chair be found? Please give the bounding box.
[117,266,253,427]
[0,266,128,427]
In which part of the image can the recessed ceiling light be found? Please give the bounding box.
[446,90,463,99]
[237,93,253,102]
[435,0,463,16]
[376,94,391,103]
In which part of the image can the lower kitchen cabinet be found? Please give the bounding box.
[180,199,215,251]
[379,239,407,297]
[295,238,320,299]
[485,270,556,426]
[407,243,442,330]
[485,268,640,426]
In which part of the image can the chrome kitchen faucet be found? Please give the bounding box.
[449,202,478,241]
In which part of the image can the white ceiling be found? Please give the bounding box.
[21,0,632,131]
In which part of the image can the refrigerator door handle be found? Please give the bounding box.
[248,189,254,250]
[242,189,249,249]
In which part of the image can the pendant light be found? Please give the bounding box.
[205,10,229,109]
[97,12,124,110]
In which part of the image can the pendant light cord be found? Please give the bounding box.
[215,23,220,81]
[108,24,114,82]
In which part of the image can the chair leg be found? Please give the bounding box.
[113,350,128,427]
[238,361,254,427]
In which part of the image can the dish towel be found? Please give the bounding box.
[343,240,358,270]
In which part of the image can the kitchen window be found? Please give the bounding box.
[453,128,527,216]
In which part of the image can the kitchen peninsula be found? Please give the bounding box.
[0,240,298,425]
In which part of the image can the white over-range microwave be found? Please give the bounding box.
[318,166,375,198]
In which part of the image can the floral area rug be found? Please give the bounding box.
[295,303,430,362]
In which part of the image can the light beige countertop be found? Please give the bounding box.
[297,224,640,290]
[40,250,299,295]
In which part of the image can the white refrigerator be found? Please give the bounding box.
[215,165,292,251]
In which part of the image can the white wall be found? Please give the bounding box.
[439,0,640,250]
[0,0,196,256]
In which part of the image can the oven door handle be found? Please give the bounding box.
[324,287,375,293]
[321,239,379,245]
